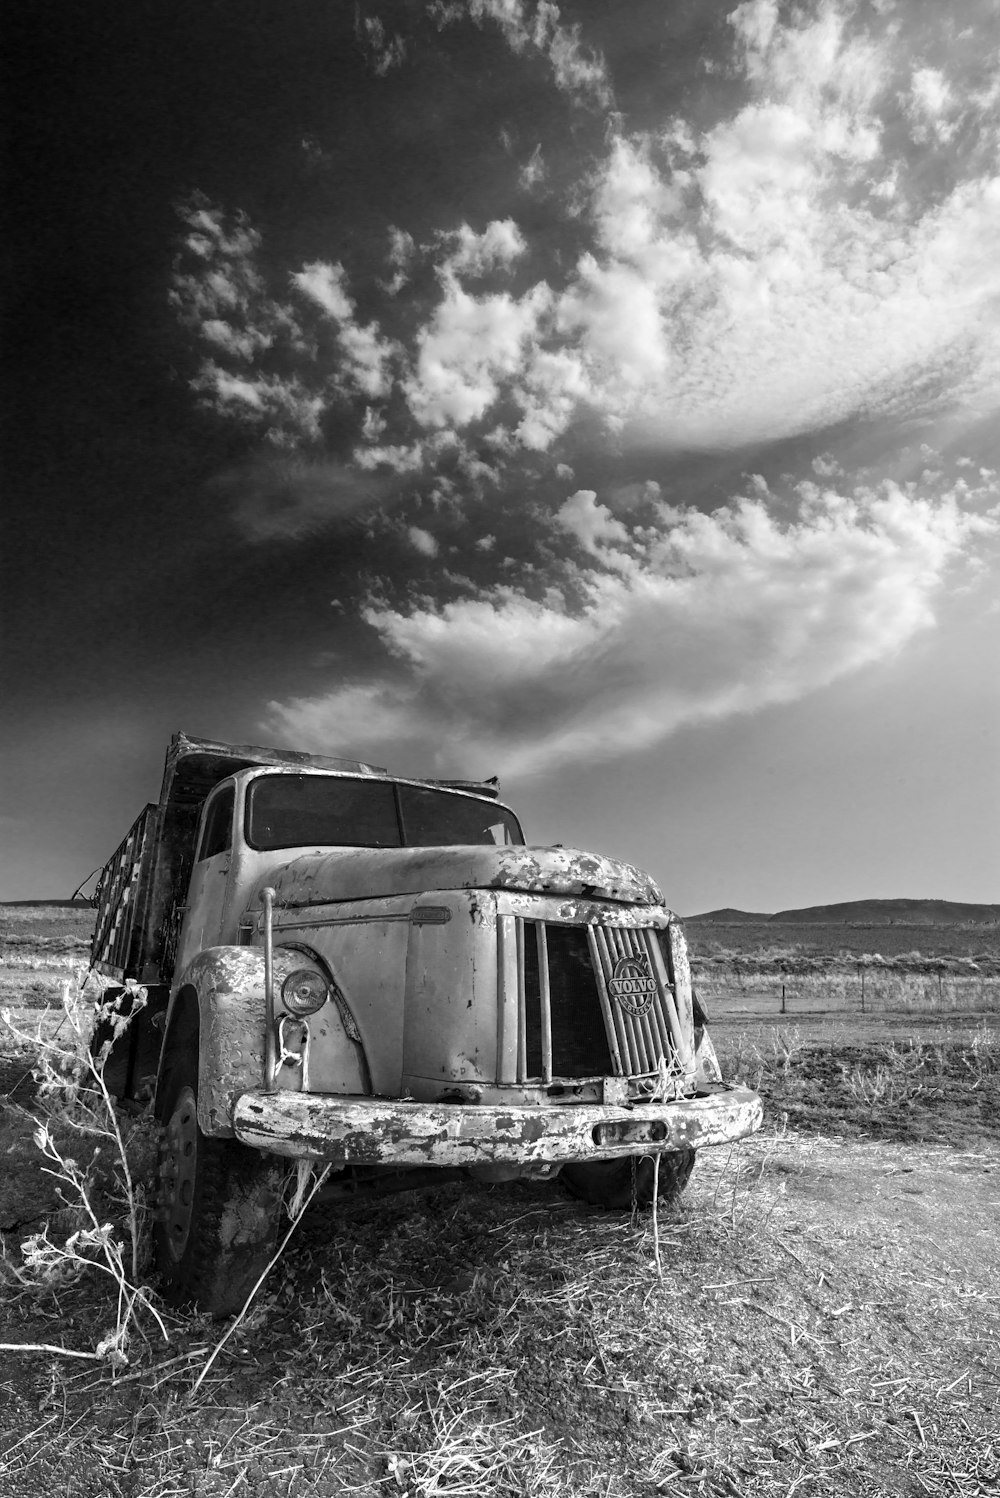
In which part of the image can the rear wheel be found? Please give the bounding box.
[562,1148,695,1209]
[154,1051,286,1316]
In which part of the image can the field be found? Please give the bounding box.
[0,903,94,1025]
[686,917,1000,962]
[686,917,1000,1050]
[0,905,998,1497]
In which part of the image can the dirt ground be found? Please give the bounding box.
[1,1074,998,1496]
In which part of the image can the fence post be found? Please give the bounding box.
[781,983,786,1014]
[859,964,865,1014]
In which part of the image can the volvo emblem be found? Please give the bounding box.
[608,954,656,1017]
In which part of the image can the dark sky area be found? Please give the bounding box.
[2,1,998,907]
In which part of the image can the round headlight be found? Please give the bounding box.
[280,968,329,1016]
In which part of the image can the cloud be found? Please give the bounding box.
[381,227,416,295]
[170,194,297,408]
[606,480,662,512]
[170,195,268,334]
[910,65,952,117]
[535,6,1000,453]
[554,489,632,569]
[407,525,440,557]
[377,2,1000,458]
[431,0,613,108]
[404,277,552,430]
[292,261,397,399]
[190,366,326,443]
[519,144,546,190]
[174,4,1000,484]
[266,473,1000,775]
[445,219,526,276]
[173,202,404,444]
[217,456,396,542]
[355,11,408,75]
[171,196,321,445]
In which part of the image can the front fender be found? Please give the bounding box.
[171,947,272,1137]
[170,946,370,1138]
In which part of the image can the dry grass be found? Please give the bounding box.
[686,918,1000,964]
[1,911,998,1496]
[695,967,1000,1019]
[2,1140,998,1496]
[0,905,95,1016]
[712,1022,1000,1153]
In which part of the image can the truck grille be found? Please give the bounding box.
[502,919,692,1084]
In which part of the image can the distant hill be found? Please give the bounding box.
[770,898,999,925]
[0,899,93,909]
[686,908,774,923]
[689,898,999,925]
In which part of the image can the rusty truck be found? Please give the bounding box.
[90,732,762,1314]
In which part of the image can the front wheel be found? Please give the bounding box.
[562,1148,695,1209]
[154,1052,286,1316]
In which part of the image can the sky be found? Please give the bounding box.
[2,0,999,913]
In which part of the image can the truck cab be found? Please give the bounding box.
[172,765,522,980]
[89,733,762,1314]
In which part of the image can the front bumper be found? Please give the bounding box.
[231,1085,763,1165]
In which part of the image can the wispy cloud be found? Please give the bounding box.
[355,10,408,76]
[429,0,613,108]
[382,3,999,457]
[173,2,1000,476]
[218,456,396,542]
[267,470,1000,774]
[494,1,1000,453]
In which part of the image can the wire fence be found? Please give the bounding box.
[692,966,1000,1016]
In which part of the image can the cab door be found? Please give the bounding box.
[173,783,236,979]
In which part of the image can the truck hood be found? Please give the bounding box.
[265,845,664,908]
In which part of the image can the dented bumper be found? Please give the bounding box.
[231,1085,763,1165]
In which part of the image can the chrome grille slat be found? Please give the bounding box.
[644,927,692,1067]
[639,929,676,1058]
[627,930,659,1070]
[496,916,518,1080]
[592,925,632,1067]
[516,917,527,1085]
[536,921,553,1083]
[506,917,693,1083]
[586,927,624,1073]
[613,928,652,1071]
[637,931,670,1058]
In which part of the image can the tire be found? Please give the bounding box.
[562,1148,695,1209]
[154,1050,286,1316]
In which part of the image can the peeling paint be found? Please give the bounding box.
[232,1086,763,1165]
[268,846,663,911]
[171,944,359,1136]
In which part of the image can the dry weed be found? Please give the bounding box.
[0,971,172,1364]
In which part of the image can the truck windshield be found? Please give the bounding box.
[246,775,523,850]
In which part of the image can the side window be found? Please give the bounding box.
[197,785,234,862]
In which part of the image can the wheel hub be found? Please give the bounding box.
[158,1085,199,1262]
